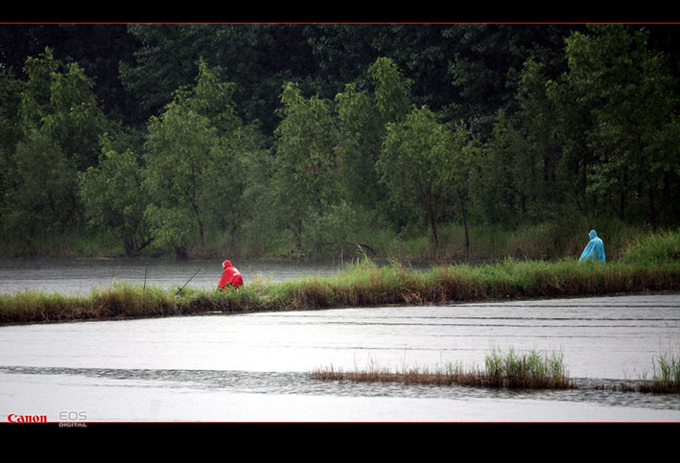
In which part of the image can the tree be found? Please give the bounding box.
[441,24,579,136]
[443,121,479,253]
[378,106,456,247]
[565,25,680,231]
[120,24,320,139]
[0,69,23,218]
[19,48,108,171]
[545,60,599,217]
[143,62,253,258]
[472,58,575,227]
[199,124,263,251]
[79,136,151,256]
[2,129,79,255]
[334,57,411,212]
[470,109,527,226]
[271,82,340,254]
[0,24,138,125]
[369,57,412,124]
[1,48,109,253]
[334,82,384,209]
[144,99,219,258]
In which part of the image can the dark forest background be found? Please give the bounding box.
[1,24,679,259]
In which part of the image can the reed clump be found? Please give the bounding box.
[312,344,680,394]
[635,340,680,394]
[311,346,575,390]
[480,346,572,389]
[311,362,459,386]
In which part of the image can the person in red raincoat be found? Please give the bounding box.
[218,260,243,291]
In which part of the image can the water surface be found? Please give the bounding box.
[1,258,679,422]
[0,257,344,295]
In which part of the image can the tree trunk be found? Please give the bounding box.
[187,195,205,250]
[427,188,438,247]
[174,245,189,260]
[457,189,471,254]
[619,172,628,223]
[649,185,657,234]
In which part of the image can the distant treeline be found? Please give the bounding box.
[1,24,679,259]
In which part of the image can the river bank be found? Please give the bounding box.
[2,253,679,326]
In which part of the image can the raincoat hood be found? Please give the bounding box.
[589,230,598,240]
[223,260,232,269]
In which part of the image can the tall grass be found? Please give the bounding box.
[312,346,575,390]
[2,237,678,394]
[0,282,180,324]
[620,230,680,265]
[1,214,662,262]
[312,344,680,394]
[636,340,680,394]
[481,345,571,389]
[2,235,679,326]
[390,218,652,262]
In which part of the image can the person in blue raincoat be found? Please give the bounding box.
[579,230,606,263]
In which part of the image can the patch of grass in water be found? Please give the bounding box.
[312,346,576,390]
[481,345,572,389]
[637,340,680,394]
[312,344,680,394]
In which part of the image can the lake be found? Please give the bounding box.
[1,258,679,422]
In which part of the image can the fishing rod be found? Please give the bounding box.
[175,267,203,296]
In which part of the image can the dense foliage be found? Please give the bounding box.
[1,24,680,259]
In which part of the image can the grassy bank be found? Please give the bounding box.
[1,229,678,326]
[2,244,679,326]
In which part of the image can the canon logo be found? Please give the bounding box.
[7,414,47,423]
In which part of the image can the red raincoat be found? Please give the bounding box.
[218,260,243,291]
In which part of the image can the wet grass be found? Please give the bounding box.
[480,346,572,389]
[312,345,680,394]
[0,282,180,324]
[312,346,575,390]
[1,250,679,326]
[636,341,680,394]
[1,230,678,325]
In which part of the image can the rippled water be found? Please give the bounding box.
[1,258,680,422]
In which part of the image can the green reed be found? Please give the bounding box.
[481,345,572,389]
[311,346,574,390]
[312,344,680,394]
[636,340,680,394]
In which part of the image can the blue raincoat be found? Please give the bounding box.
[579,230,606,263]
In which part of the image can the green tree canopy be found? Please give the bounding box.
[565,25,680,231]
[271,82,340,253]
[379,106,456,247]
[79,136,150,256]
[143,62,257,258]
